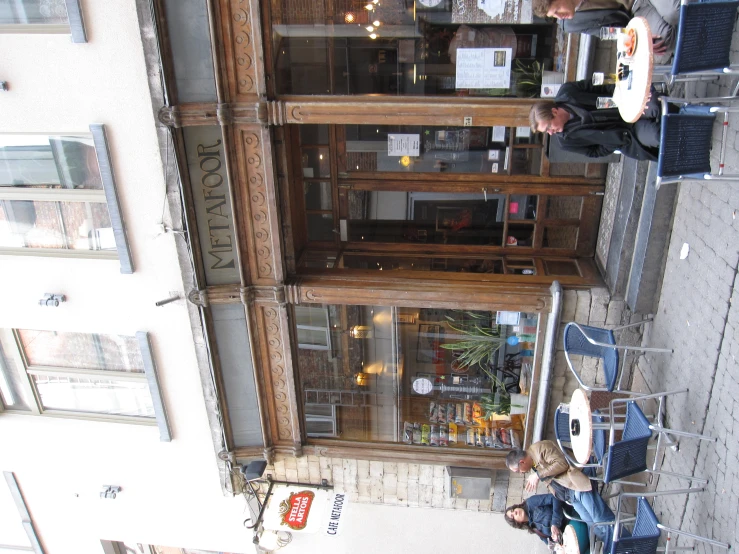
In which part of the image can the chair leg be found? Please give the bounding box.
[611,318,652,331]
[658,526,731,549]
[653,426,716,443]
[645,470,708,487]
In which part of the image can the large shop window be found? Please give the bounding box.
[295,304,537,450]
[0,130,134,272]
[0,329,171,439]
[272,0,552,97]
[0,0,87,42]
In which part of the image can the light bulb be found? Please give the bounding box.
[369,33,377,39]
[365,3,374,9]
[366,25,375,31]
[373,20,381,26]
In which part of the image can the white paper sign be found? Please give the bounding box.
[516,126,531,138]
[324,492,349,536]
[456,48,512,89]
[477,0,506,17]
[388,134,420,156]
[496,311,521,325]
[492,126,506,142]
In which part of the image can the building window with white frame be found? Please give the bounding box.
[0,0,87,42]
[0,128,134,272]
[0,329,171,440]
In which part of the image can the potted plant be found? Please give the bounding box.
[478,369,528,417]
[513,59,543,98]
[439,313,505,369]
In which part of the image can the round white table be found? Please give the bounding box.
[562,524,581,554]
[569,389,594,465]
[613,17,654,124]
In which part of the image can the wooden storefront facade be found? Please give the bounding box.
[153,0,606,471]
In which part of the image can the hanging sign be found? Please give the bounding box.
[262,486,332,534]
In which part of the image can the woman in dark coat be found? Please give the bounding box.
[505,494,566,546]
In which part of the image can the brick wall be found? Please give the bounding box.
[266,287,635,512]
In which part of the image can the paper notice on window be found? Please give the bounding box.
[388,134,420,157]
[496,311,521,325]
[516,126,531,138]
[456,48,512,89]
[492,126,506,142]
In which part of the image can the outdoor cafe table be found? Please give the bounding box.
[613,16,655,123]
[562,524,582,554]
[568,389,624,465]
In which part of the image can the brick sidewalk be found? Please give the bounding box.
[629,64,739,549]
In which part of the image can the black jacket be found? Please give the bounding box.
[563,8,631,36]
[526,493,566,544]
[553,80,659,161]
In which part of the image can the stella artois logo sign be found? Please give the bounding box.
[278,490,315,530]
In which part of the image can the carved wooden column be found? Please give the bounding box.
[285,276,553,313]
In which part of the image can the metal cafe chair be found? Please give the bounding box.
[589,495,730,553]
[601,392,715,485]
[653,0,739,86]
[563,321,672,394]
[656,96,739,189]
[555,404,646,490]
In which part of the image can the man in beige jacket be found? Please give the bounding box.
[507,440,615,549]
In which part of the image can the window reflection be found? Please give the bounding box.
[297,305,537,449]
[273,8,555,98]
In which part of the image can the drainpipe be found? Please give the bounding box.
[533,281,562,442]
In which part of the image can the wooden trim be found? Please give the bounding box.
[286,275,553,313]
[217,0,266,101]
[342,175,604,188]
[278,96,536,127]
[251,301,302,453]
[296,441,509,469]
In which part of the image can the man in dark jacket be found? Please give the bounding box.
[530,79,660,161]
[533,0,674,59]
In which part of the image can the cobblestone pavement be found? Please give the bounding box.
[628,54,739,551]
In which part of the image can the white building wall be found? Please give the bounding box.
[0,1,250,552]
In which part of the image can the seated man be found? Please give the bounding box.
[506,441,615,551]
[533,0,674,58]
[530,79,660,161]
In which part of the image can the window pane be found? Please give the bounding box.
[348,192,506,246]
[0,200,113,250]
[343,254,504,274]
[546,196,583,219]
[304,182,332,211]
[0,135,102,189]
[0,333,31,411]
[301,147,330,178]
[307,213,334,242]
[0,0,68,24]
[18,330,144,372]
[273,13,555,97]
[543,226,579,250]
[298,327,329,348]
[345,125,514,175]
[32,374,154,417]
[297,305,537,449]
